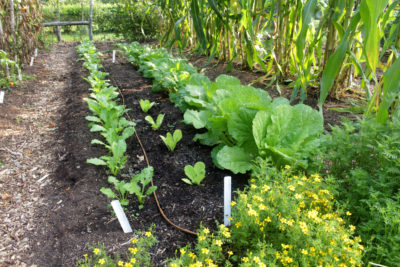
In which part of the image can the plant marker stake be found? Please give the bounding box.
[112,50,116,63]
[34,48,38,57]
[29,57,34,66]
[224,176,232,226]
[111,200,132,233]
[0,91,4,104]
[18,68,22,81]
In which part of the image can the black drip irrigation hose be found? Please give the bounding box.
[106,65,197,236]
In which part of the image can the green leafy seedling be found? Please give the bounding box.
[160,129,182,152]
[100,176,129,206]
[124,166,157,209]
[145,114,165,130]
[139,99,156,113]
[182,161,206,185]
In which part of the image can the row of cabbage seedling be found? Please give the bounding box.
[76,41,156,210]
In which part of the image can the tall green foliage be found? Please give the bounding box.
[154,0,400,108]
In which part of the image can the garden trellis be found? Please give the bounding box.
[42,0,93,41]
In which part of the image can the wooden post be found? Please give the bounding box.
[89,0,93,41]
[56,0,62,42]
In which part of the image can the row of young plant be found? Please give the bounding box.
[117,42,367,266]
[120,42,323,174]
[76,41,156,210]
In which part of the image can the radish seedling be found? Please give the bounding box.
[182,161,206,185]
[145,114,164,130]
[139,99,156,113]
[124,166,157,209]
[160,129,182,151]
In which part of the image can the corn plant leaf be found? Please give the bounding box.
[216,146,253,174]
[376,57,400,123]
[360,0,389,72]
[319,12,361,112]
[190,0,207,50]
[295,0,317,61]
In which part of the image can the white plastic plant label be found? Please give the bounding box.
[112,50,116,63]
[34,48,38,57]
[224,176,232,226]
[30,57,34,66]
[0,91,4,104]
[111,200,133,233]
[18,69,22,81]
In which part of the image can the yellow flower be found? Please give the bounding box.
[262,185,271,192]
[129,248,138,254]
[301,249,308,255]
[222,231,231,238]
[265,217,271,223]
[350,225,356,231]
[98,258,105,265]
[180,248,186,255]
[235,221,242,228]
[284,165,291,169]
[251,184,257,189]
[346,211,352,216]
[228,217,233,221]
[248,208,258,217]
[299,221,309,234]
[169,264,178,267]
[214,239,223,246]
[231,201,236,206]
[295,193,302,199]
[259,204,267,210]
[145,231,152,237]
[228,251,233,256]
[275,252,281,259]
[118,261,124,266]
[201,248,209,254]
[281,244,292,249]
[199,235,206,241]
[250,179,255,183]
[253,256,260,263]
[242,257,249,262]
[288,185,295,191]
[131,238,138,244]
[124,263,132,267]
[203,228,210,234]
[130,258,136,264]
[189,252,196,259]
[93,248,100,255]
[84,254,88,258]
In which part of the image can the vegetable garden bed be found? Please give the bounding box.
[1,41,382,266]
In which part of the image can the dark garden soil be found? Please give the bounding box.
[0,41,356,267]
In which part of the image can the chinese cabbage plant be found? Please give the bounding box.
[160,129,182,152]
